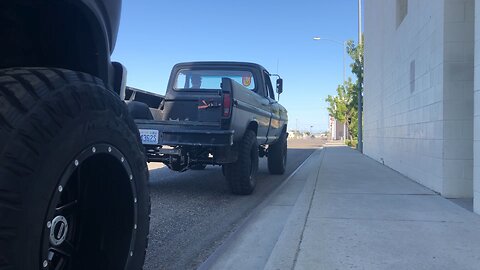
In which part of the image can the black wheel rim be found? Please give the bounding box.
[40,144,138,270]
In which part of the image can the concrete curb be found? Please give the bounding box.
[264,148,325,270]
[198,148,323,270]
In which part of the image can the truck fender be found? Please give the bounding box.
[246,121,259,135]
[112,62,127,99]
[126,101,154,120]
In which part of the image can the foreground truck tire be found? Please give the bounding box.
[190,164,207,170]
[268,132,288,175]
[0,68,150,269]
[224,130,259,195]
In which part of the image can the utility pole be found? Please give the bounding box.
[357,0,363,153]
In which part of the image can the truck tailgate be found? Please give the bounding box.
[136,120,234,147]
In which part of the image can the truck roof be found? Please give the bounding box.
[173,61,267,72]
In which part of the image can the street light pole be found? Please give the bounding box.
[342,41,346,84]
[357,0,363,153]
[313,37,348,142]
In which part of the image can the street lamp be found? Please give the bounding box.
[313,37,348,141]
[312,37,347,83]
[358,0,363,153]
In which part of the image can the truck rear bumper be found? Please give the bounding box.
[135,120,234,147]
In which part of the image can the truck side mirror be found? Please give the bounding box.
[276,78,283,94]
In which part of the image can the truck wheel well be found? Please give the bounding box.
[0,1,109,85]
[246,122,258,135]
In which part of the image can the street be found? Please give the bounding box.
[143,138,325,269]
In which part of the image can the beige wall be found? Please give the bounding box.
[443,0,474,197]
[474,0,480,213]
[364,0,474,199]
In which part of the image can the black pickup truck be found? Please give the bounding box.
[127,62,288,195]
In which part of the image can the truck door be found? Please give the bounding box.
[251,74,272,144]
[263,71,281,143]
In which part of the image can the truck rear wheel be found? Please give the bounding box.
[0,68,150,270]
[268,132,287,175]
[224,130,259,195]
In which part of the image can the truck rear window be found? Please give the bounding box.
[174,69,256,90]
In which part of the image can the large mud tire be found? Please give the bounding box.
[268,132,287,175]
[224,130,259,195]
[0,68,150,270]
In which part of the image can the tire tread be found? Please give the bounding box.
[0,67,150,269]
[225,130,258,195]
[268,132,287,175]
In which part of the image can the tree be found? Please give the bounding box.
[326,79,357,139]
[325,39,364,140]
[346,39,364,116]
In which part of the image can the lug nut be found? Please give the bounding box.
[43,260,48,268]
[58,185,63,192]
[92,147,96,153]
[74,160,79,166]
[47,221,52,229]
[108,147,112,152]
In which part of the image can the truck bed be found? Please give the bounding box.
[126,86,234,147]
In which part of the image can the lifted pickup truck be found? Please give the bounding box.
[127,62,288,195]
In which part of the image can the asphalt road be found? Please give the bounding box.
[143,138,325,270]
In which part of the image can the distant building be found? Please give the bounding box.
[329,115,347,141]
[364,0,480,213]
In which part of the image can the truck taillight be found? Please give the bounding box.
[223,93,231,117]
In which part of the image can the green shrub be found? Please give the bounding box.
[345,139,358,148]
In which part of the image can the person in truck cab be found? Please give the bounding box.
[191,74,202,88]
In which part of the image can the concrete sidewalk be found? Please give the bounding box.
[199,146,480,270]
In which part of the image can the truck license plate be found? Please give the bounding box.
[139,129,159,145]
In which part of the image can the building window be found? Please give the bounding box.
[396,0,408,28]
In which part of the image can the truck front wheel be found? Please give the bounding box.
[0,68,150,269]
[224,130,259,195]
[268,132,288,175]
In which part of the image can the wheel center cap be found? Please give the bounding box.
[49,216,68,246]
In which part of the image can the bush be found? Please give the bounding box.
[345,139,358,148]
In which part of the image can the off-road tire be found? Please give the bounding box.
[224,130,259,195]
[268,132,287,175]
[0,68,150,270]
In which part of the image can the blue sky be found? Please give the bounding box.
[112,0,361,132]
